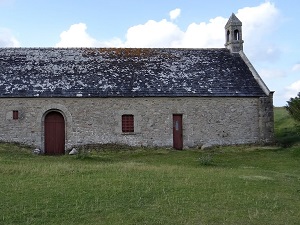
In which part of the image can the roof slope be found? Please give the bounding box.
[0,48,266,97]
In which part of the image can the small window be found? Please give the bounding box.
[234,29,239,40]
[226,30,230,42]
[122,115,134,132]
[13,110,19,120]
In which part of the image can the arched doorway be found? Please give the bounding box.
[44,111,65,155]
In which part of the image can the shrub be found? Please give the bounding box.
[285,92,300,122]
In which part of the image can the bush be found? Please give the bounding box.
[285,92,300,122]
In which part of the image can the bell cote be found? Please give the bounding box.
[225,13,244,53]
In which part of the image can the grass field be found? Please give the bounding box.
[274,107,300,147]
[0,107,300,225]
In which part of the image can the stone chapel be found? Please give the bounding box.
[0,14,274,154]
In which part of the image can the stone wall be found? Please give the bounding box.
[258,92,275,144]
[0,97,273,150]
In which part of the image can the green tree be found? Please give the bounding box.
[285,92,300,122]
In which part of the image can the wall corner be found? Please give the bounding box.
[258,92,275,144]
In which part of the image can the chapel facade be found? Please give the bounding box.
[0,14,274,154]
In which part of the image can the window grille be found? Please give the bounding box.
[122,115,134,132]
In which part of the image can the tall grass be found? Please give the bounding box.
[0,107,300,224]
[274,107,300,147]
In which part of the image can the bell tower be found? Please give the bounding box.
[225,13,244,53]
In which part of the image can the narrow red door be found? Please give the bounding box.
[173,114,183,150]
[44,112,65,155]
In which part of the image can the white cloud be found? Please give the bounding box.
[285,80,300,99]
[169,8,181,20]
[121,1,280,51]
[236,2,281,61]
[98,37,123,47]
[292,63,300,72]
[0,28,20,47]
[124,19,183,48]
[121,12,227,49]
[179,16,227,48]
[54,1,281,61]
[55,23,123,47]
[55,23,98,47]
[237,2,279,36]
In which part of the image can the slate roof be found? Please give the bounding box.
[0,48,266,97]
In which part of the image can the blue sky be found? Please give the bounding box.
[0,0,299,106]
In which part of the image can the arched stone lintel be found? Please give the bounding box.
[37,104,72,152]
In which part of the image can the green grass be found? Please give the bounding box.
[0,107,300,225]
[274,107,300,147]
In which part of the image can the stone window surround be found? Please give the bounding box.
[5,107,22,121]
[116,110,141,135]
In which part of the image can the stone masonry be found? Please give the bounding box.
[0,96,273,151]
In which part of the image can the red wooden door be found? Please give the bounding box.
[173,114,183,150]
[44,112,65,155]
